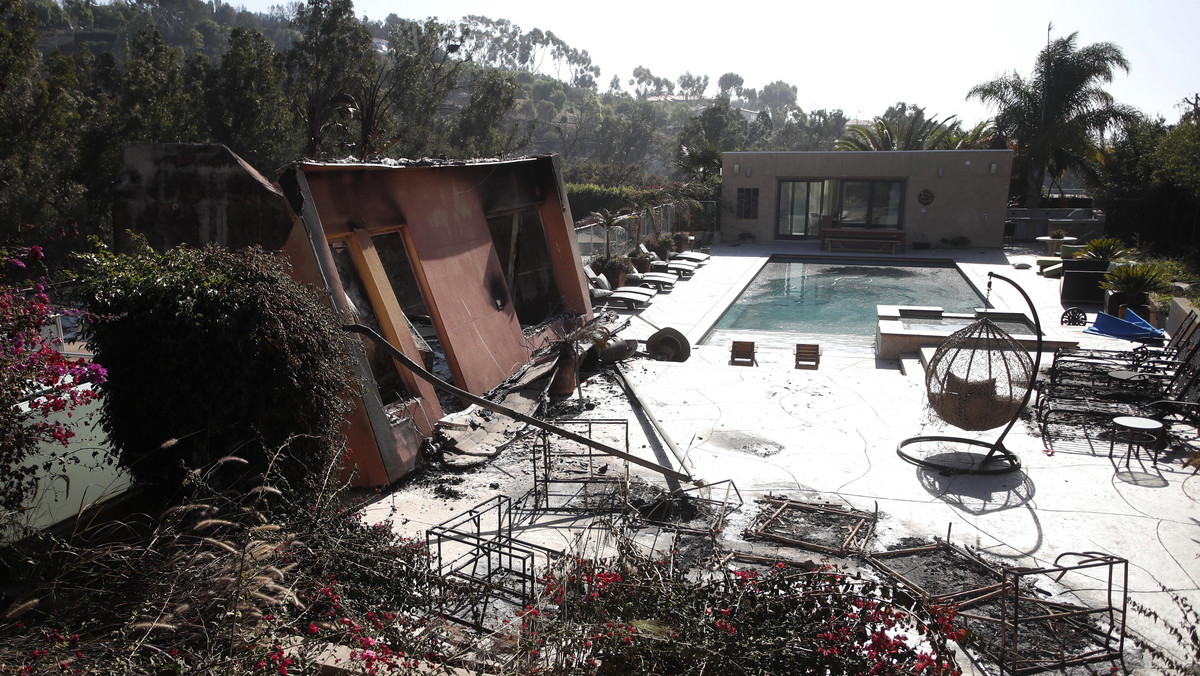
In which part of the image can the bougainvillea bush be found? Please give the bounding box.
[1,246,107,519]
[525,535,965,675]
[77,240,355,494]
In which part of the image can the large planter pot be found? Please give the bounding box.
[1106,291,1150,317]
[602,268,626,290]
[632,257,651,273]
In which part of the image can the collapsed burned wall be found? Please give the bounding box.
[113,143,295,252]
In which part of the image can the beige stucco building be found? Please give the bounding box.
[720,150,1014,249]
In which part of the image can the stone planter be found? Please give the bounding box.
[632,257,651,273]
[1106,291,1150,317]
[602,268,626,290]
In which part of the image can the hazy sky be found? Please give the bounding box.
[238,0,1198,125]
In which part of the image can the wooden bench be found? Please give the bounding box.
[820,228,906,253]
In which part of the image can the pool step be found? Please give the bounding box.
[898,352,926,379]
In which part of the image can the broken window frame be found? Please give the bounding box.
[326,227,429,406]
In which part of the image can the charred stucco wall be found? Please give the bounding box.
[113,143,293,251]
[292,156,591,396]
[111,145,590,488]
[111,143,432,487]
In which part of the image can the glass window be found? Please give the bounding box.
[736,188,759,219]
[837,180,905,229]
[871,181,903,226]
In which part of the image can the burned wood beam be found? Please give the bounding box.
[344,323,694,484]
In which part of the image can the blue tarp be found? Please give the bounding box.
[1083,311,1166,342]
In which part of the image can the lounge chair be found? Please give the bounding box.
[1054,310,1197,367]
[730,341,757,366]
[627,271,677,291]
[670,247,710,264]
[582,265,658,300]
[639,245,697,277]
[589,286,651,310]
[795,344,820,370]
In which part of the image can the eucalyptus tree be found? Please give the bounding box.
[451,67,530,158]
[209,27,296,171]
[717,72,743,100]
[0,0,87,239]
[968,31,1135,206]
[283,0,375,159]
[353,17,466,160]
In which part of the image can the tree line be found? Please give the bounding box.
[6,0,1197,257]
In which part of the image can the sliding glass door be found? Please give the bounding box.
[776,180,831,239]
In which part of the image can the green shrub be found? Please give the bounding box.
[567,184,638,218]
[77,240,356,493]
[1080,237,1132,261]
[1102,262,1174,295]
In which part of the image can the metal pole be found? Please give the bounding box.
[983,272,1044,464]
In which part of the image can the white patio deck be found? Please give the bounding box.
[366,239,1198,672]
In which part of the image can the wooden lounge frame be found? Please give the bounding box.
[730,340,757,366]
[795,343,820,370]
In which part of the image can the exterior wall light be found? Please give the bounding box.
[937,167,944,178]
[733,163,740,174]
[745,167,752,177]
[990,162,998,174]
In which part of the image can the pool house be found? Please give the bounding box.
[720,150,1014,249]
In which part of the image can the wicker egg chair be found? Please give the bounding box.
[898,273,1042,475]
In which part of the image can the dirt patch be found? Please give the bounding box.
[745,499,876,556]
[870,547,1002,598]
[705,431,784,457]
[626,480,715,531]
[961,598,1117,674]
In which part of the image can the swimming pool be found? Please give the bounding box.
[702,258,986,351]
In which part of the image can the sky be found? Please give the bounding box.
[237,0,1199,125]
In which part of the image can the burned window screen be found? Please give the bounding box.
[487,209,562,325]
[328,240,410,405]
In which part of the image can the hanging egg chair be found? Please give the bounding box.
[898,273,1043,475]
[925,318,1033,431]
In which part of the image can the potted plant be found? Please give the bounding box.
[1049,229,1068,239]
[1102,262,1172,318]
[593,254,633,289]
[1079,237,1132,263]
[644,234,672,261]
[631,250,652,273]
[672,231,691,253]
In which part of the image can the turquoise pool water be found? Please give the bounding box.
[703,258,985,349]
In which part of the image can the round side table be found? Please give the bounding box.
[1109,416,1163,467]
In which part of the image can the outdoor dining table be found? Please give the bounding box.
[1036,235,1077,255]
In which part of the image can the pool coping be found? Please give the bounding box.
[692,254,992,351]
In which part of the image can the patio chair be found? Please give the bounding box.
[589,287,651,311]
[795,343,820,370]
[627,271,677,291]
[670,248,710,264]
[583,266,658,300]
[730,341,757,366]
[639,244,697,277]
[1050,310,1200,381]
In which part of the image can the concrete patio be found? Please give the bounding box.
[364,239,1199,673]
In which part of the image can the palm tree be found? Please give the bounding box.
[968,31,1135,206]
[834,110,957,151]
